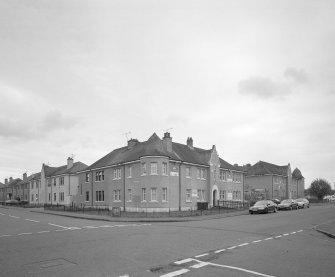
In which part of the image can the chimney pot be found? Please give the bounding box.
[128,138,138,149]
[5,178,8,185]
[187,137,193,148]
[163,132,172,152]
[23,173,27,182]
[67,157,74,169]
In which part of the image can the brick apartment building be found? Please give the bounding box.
[75,132,245,212]
[244,161,305,201]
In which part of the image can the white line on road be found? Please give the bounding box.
[0,212,5,215]
[252,240,263,243]
[17,232,32,236]
[227,246,237,249]
[48,223,69,229]
[190,262,208,269]
[55,229,68,232]
[264,237,273,240]
[37,231,50,233]
[0,234,12,237]
[275,235,282,238]
[297,230,303,233]
[160,269,190,277]
[174,258,193,265]
[25,219,40,223]
[195,259,276,277]
[238,243,249,247]
[214,249,226,253]
[67,227,82,230]
[83,226,99,229]
[194,253,209,258]
[283,233,289,236]
[9,215,20,218]
[290,231,297,234]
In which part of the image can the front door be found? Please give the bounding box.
[213,190,217,206]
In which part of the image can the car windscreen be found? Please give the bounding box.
[281,200,291,203]
[255,201,268,205]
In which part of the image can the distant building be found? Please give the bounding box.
[244,161,304,201]
[76,132,245,211]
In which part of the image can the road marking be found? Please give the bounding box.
[100,225,115,228]
[174,258,193,265]
[83,226,99,229]
[264,237,273,240]
[252,240,263,243]
[227,246,237,249]
[67,227,82,230]
[194,253,209,258]
[17,233,32,236]
[0,212,5,215]
[202,261,276,277]
[297,230,303,233]
[48,223,69,229]
[115,224,128,227]
[25,219,40,223]
[290,231,296,234]
[0,234,12,237]
[238,243,249,247]
[214,249,226,253]
[283,233,289,236]
[160,269,190,277]
[190,262,208,269]
[37,231,50,233]
[55,229,67,232]
[275,235,282,238]
[9,215,20,218]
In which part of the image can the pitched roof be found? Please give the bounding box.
[0,182,4,188]
[44,162,88,177]
[246,161,288,176]
[30,172,41,181]
[7,178,23,187]
[292,168,304,179]
[219,158,245,172]
[86,133,213,171]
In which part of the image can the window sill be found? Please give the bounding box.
[186,200,192,203]
[113,200,121,202]
[150,200,158,203]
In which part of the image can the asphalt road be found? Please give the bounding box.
[0,205,334,277]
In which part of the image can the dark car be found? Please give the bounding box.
[249,200,277,214]
[277,199,298,210]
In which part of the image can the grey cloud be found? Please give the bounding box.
[0,117,38,139]
[284,67,308,83]
[39,110,81,132]
[238,77,291,99]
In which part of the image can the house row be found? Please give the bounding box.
[0,132,305,211]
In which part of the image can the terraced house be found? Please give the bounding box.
[29,158,88,205]
[76,132,245,212]
[244,161,304,201]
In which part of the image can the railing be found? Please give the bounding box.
[217,200,250,209]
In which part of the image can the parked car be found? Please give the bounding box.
[277,199,298,210]
[295,198,310,209]
[323,195,335,201]
[5,199,19,206]
[249,200,277,214]
[271,199,281,205]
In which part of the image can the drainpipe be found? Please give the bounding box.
[271,176,274,199]
[178,162,182,212]
[69,175,71,204]
[123,165,126,212]
[91,171,94,207]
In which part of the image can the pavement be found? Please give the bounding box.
[314,219,335,239]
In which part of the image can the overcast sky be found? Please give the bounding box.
[0,0,334,188]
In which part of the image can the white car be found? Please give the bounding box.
[295,198,310,208]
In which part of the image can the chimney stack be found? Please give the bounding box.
[23,173,27,182]
[128,138,138,149]
[163,132,172,152]
[9,177,13,182]
[67,157,74,169]
[5,178,8,185]
[187,137,193,149]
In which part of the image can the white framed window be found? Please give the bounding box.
[197,189,201,201]
[162,188,168,202]
[31,194,34,202]
[113,168,121,180]
[150,163,158,175]
[128,166,132,178]
[142,163,147,175]
[113,190,121,202]
[48,179,51,187]
[127,189,132,202]
[53,193,56,201]
[186,167,191,178]
[48,193,51,201]
[201,190,205,201]
[36,194,38,202]
[85,191,89,202]
[219,190,225,200]
[162,162,168,175]
[60,176,64,185]
[220,170,226,181]
[53,178,56,186]
[96,190,104,202]
[96,171,105,182]
[60,192,65,202]
[201,169,206,180]
[151,188,157,201]
[141,188,146,202]
[85,173,90,183]
[186,189,192,202]
[196,168,200,179]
